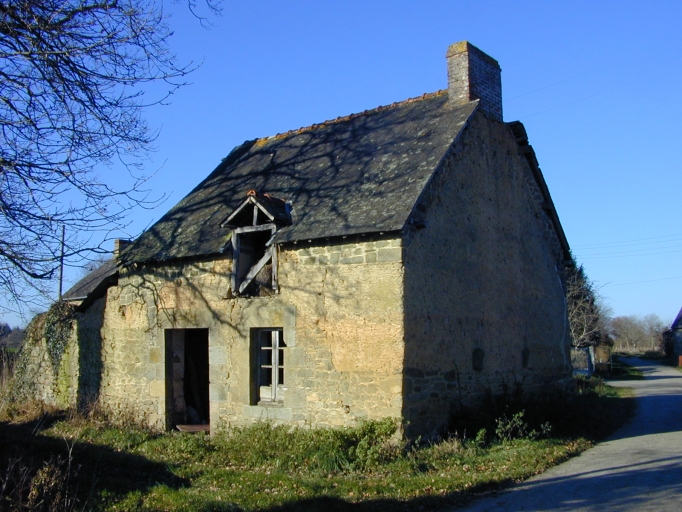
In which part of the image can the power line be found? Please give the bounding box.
[578,244,682,258]
[520,81,636,120]
[604,275,682,287]
[580,249,682,260]
[574,232,682,249]
[507,70,596,101]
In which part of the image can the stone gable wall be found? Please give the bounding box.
[402,110,572,436]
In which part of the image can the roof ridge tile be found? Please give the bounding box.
[254,90,448,147]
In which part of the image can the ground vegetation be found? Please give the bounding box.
[0,377,633,511]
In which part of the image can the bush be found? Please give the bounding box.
[494,411,551,442]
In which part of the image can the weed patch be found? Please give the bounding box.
[206,418,401,474]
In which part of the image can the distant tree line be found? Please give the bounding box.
[565,260,670,355]
[608,314,670,354]
[0,322,24,350]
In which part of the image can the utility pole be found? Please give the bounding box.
[58,225,65,301]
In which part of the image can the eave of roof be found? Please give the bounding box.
[122,92,478,264]
[62,259,118,309]
[507,121,572,264]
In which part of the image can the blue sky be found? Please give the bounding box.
[7,0,682,326]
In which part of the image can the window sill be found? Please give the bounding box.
[257,400,285,407]
[243,404,292,421]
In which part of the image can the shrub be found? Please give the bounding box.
[494,411,551,442]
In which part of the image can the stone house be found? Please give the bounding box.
[26,41,573,437]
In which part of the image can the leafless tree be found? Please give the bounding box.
[566,263,609,348]
[0,0,218,315]
[611,313,668,353]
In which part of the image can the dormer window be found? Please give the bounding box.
[222,191,291,296]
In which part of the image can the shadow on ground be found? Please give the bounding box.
[457,454,682,511]
[0,415,188,506]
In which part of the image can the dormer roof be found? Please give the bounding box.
[222,191,291,229]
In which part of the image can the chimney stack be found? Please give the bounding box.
[114,238,131,259]
[446,41,502,121]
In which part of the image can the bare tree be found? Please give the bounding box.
[611,314,668,353]
[0,0,217,315]
[566,263,608,348]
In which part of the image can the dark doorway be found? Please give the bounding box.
[165,328,209,429]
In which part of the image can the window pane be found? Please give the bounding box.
[260,347,272,366]
[259,366,272,386]
[259,331,272,348]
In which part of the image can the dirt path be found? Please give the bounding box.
[453,357,682,511]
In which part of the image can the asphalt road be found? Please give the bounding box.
[454,357,682,511]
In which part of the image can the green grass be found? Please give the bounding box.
[0,380,634,511]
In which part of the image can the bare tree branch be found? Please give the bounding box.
[0,0,219,316]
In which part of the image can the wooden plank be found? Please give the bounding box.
[271,244,278,292]
[231,234,239,294]
[233,223,276,234]
[221,196,254,227]
[176,424,210,433]
[255,202,275,222]
[239,248,273,294]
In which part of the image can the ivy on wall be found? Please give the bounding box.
[7,301,77,405]
[44,301,76,376]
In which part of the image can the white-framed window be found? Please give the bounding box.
[251,328,286,404]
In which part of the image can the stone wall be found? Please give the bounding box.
[94,237,405,430]
[402,110,571,436]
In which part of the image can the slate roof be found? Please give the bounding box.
[671,307,682,330]
[121,92,478,264]
[63,259,118,308]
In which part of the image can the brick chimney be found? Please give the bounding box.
[114,238,131,259]
[446,41,502,121]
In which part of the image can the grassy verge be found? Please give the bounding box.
[0,379,634,511]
